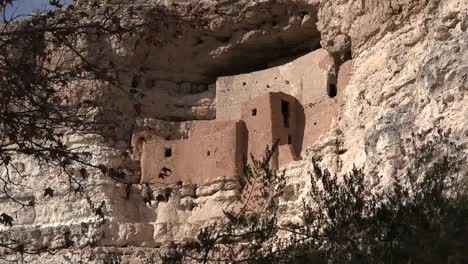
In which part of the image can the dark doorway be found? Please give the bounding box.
[252,108,257,116]
[281,100,290,128]
[328,83,337,98]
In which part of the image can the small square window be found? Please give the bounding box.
[251,109,257,116]
[164,148,172,157]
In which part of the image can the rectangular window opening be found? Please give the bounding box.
[164,147,172,157]
[251,108,257,116]
[281,100,290,128]
[288,135,292,145]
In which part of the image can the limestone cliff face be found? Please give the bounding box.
[1,0,467,263]
[279,0,468,229]
[316,0,468,179]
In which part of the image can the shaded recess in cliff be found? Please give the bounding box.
[84,1,326,141]
[106,1,323,83]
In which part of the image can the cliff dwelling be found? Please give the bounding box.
[134,48,351,185]
[5,1,468,262]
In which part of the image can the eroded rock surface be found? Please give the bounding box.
[1,0,468,263]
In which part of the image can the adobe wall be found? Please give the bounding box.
[269,92,304,155]
[240,92,303,169]
[216,48,335,121]
[301,60,352,148]
[131,119,193,158]
[140,120,246,185]
[241,93,276,167]
[138,58,352,185]
[302,100,339,148]
[278,145,299,167]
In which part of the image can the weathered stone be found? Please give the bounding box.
[179,184,196,198]
[2,0,468,263]
[196,182,224,197]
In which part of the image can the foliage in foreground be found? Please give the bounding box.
[0,0,205,257]
[168,132,468,264]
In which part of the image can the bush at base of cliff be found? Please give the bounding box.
[171,131,468,264]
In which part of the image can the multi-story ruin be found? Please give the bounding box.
[134,48,351,185]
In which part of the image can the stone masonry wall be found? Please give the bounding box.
[216,48,335,121]
[140,120,245,185]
